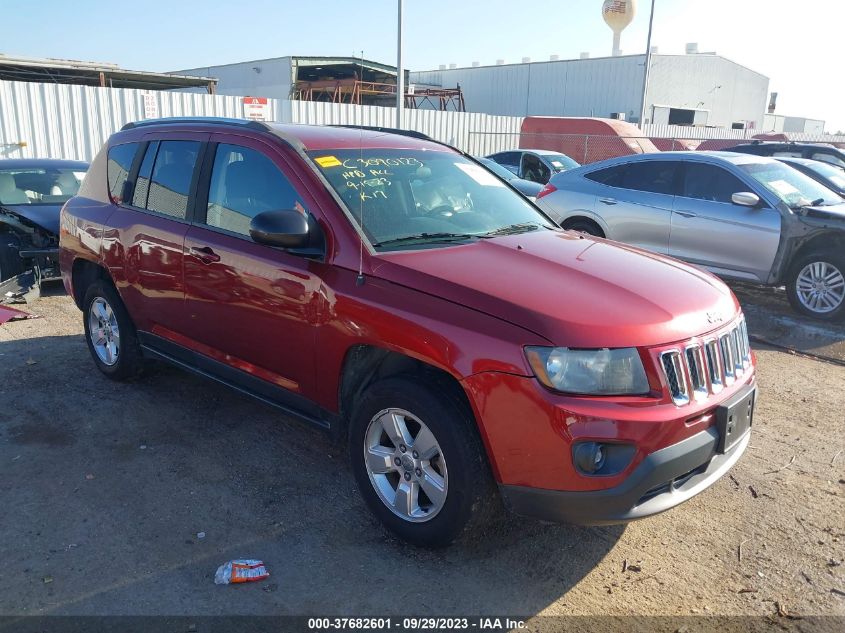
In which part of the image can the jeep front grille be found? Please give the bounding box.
[661,317,751,406]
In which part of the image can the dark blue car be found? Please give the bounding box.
[0,158,89,286]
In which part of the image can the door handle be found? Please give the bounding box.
[599,198,617,205]
[676,211,697,218]
[190,246,221,264]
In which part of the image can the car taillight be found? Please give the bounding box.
[537,183,557,199]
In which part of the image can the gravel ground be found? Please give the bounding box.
[0,287,843,620]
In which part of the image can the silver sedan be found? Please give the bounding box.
[536,151,845,321]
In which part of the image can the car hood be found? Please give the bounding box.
[801,202,845,224]
[372,230,739,348]
[1,203,61,235]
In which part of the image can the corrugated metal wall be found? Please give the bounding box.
[0,80,280,160]
[0,79,523,160]
[2,79,842,163]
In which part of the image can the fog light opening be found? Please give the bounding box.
[574,442,606,474]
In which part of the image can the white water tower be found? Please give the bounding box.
[602,0,637,57]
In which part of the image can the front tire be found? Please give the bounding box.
[349,377,498,547]
[786,251,845,321]
[82,280,145,380]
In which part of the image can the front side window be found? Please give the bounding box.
[522,154,550,183]
[308,148,554,250]
[144,141,200,219]
[739,161,842,209]
[681,163,747,204]
[205,144,303,236]
[107,143,139,203]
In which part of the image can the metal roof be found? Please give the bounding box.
[0,54,217,91]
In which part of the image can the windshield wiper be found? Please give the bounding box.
[371,232,479,248]
[482,222,548,237]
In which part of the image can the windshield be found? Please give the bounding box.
[0,165,88,206]
[309,148,554,250]
[806,161,845,190]
[738,161,842,209]
[478,157,516,181]
[544,153,580,172]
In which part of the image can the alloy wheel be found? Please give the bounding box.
[363,408,448,523]
[88,297,121,365]
[796,261,845,314]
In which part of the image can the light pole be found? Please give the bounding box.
[639,0,656,128]
[396,0,405,129]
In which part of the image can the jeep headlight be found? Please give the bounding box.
[525,347,649,395]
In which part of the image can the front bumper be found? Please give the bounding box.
[500,423,750,526]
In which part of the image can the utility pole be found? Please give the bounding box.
[639,0,656,128]
[396,0,405,128]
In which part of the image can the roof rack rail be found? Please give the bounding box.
[121,117,271,132]
[331,125,433,141]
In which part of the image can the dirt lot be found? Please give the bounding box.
[0,286,843,621]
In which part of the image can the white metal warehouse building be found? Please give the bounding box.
[410,51,770,130]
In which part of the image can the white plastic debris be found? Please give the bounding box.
[214,559,269,585]
[196,532,206,540]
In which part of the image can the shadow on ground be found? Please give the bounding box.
[0,333,623,616]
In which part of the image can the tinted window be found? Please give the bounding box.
[132,142,157,208]
[491,152,521,168]
[145,141,200,219]
[205,144,302,236]
[773,150,803,159]
[107,143,139,204]
[588,161,677,194]
[586,165,624,186]
[681,163,747,203]
[522,153,550,183]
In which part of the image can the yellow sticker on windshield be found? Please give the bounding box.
[315,155,342,168]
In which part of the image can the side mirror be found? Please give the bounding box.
[732,192,761,207]
[249,209,310,248]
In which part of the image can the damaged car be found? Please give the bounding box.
[0,158,88,301]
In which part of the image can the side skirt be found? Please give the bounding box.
[138,331,339,434]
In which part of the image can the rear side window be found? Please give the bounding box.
[680,163,747,203]
[587,162,678,195]
[492,152,521,168]
[107,143,139,203]
[132,142,158,208]
[145,141,200,219]
[204,144,302,236]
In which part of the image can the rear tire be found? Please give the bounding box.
[786,251,845,322]
[349,376,498,547]
[562,218,604,237]
[82,280,146,380]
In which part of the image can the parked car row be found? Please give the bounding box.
[58,118,757,547]
[535,150,845,321]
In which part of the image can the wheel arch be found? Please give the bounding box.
[560,215,607,237]
[338,345,473,427]
[789,231,845,270]
[70,258,113,309]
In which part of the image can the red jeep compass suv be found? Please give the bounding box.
[59,118,756,546]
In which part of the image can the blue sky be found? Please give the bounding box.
[5,0,844,131]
